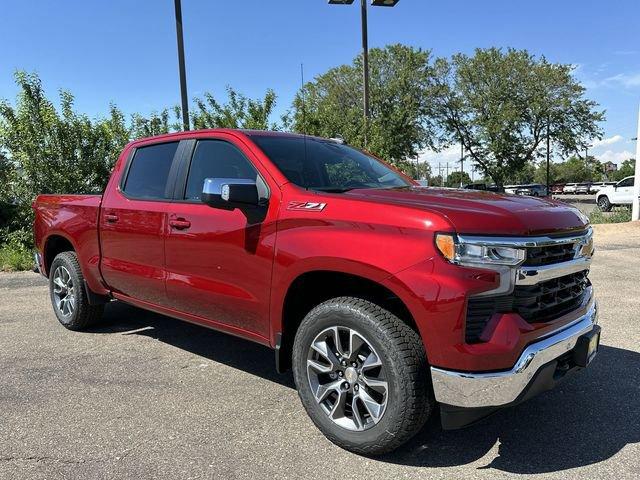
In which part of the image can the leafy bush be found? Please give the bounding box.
[0,239,32,272]
[589,206,632,224]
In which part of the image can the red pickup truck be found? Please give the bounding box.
[33,129,600,455]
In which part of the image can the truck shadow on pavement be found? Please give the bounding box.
[93,302,638,474]
[93,301,296,389]
[381,343,640,473]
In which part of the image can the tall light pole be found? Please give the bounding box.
[174,0,190,131]
[546,117,551,196]
[328,0,401,145]
[632,105,640,221]
[459,141,465,187]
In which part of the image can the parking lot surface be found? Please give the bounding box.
[1,224,639,480]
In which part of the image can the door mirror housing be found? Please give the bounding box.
[201,178,259,208]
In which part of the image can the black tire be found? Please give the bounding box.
[597,195,612,212]
[292,297,433,455]
[49,251,104,330]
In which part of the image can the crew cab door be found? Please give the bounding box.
[164,133,279,340]
[611,177,634,204]
[100,141,181,305]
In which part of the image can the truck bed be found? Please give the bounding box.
[33,194,105,293]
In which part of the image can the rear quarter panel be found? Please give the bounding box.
[33,194,107,295]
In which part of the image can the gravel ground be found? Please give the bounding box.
[0,224,639,479]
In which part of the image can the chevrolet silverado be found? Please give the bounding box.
[33,129,600,454]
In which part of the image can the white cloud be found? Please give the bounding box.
[597,149,635,165]
[418,145,461,165]
[592,135,624,148]
[603,72,640,88]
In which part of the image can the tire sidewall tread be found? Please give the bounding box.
[292,296,432,455]
[49,251,103,331]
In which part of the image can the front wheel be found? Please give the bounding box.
[597,195,612,212]
[292,297,433,455]
[49,251,104,330]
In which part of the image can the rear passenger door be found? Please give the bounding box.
[100,140,181,306]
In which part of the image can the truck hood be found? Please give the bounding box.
[344,187,589,236]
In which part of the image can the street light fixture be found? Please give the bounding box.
[328,0,401,144]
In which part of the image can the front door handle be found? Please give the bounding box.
[104,214,119,223]
[169,219,191,230]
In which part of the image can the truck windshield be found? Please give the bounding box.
[249,134,412,192]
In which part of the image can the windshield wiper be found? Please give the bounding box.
[310,187,356,193]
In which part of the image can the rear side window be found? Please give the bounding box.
[184,140,260,201]
[123,142,179,199]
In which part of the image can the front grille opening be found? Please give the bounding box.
[465,271,589,344]
[524,243,576,266]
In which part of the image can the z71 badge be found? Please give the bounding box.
[287,201,327,212]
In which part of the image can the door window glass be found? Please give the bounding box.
[185,140,265,201]
[123,142,179,199]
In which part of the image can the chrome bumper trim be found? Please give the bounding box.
[516,257,591,285]
[431,296,598,408]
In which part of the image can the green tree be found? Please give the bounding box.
[551,155,603,183]
[0,72,130,243]
[290,44,443,171]
[403,160,431,181]
[130,109,173,138]
[445,170,472,187]
[430,48,605,186]
[191,87,279,130]
[429,175,444,187]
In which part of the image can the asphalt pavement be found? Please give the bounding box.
[0,224,638,479]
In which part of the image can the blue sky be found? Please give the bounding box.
[1,0,638,172]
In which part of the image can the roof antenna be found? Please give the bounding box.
[301,63,309,190]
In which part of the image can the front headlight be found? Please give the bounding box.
[435,233,526,267]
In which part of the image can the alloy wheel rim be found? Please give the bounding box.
[52,266,75,317]
[306,326,388,431]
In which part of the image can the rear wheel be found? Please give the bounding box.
[49,251,104,330]
[292,297,433,455]
[597,195,612,212]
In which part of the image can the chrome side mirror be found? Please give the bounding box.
[201,178,259,208]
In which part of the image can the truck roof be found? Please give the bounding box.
[129,128,337,146]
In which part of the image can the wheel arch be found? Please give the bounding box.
[274,269,419,373]
[43,233,76,276]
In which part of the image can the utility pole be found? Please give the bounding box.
[174,0,189,131]
[361,0,370,138]
[460,142,465,187]
[446,162,450,186]
[585,146,589,171]
[632,105,640,220]
[546,117,551,196]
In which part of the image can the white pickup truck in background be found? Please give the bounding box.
[596,176,635,211]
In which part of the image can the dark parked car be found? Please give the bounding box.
[551,184,565,194]
[463,183,504,193]
[515,184,548,197]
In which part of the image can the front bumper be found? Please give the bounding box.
[431,295,598,410]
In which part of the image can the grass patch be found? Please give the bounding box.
[589,206,632,224]
[0,241,33,272]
